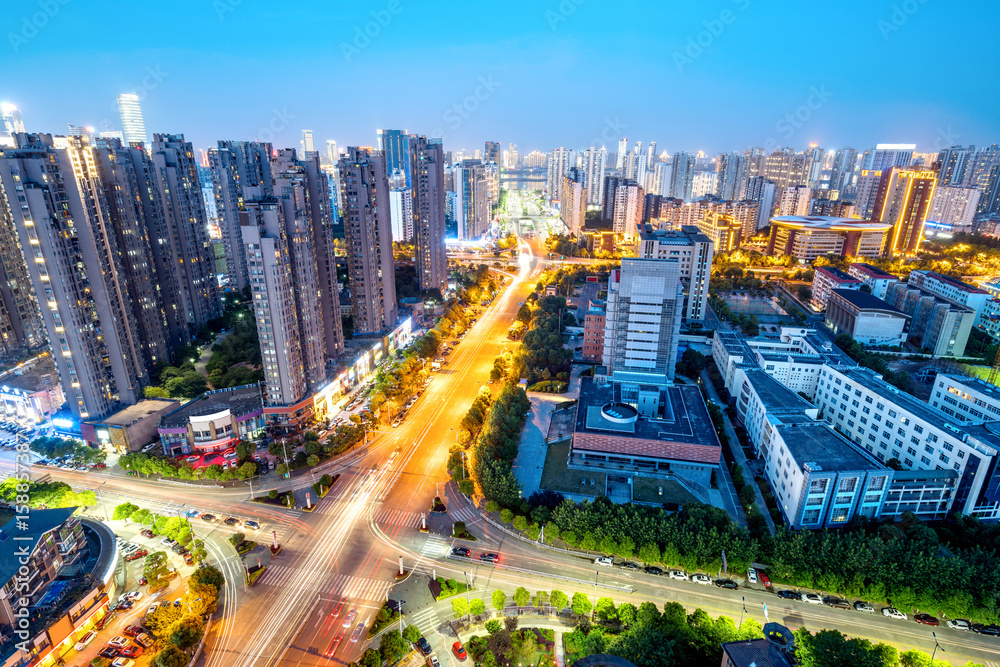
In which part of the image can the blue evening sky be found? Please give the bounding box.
[2,0,997,156]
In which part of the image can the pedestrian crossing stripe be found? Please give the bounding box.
[374,508,424,527]
[449,507,476,521]
[259,567,395,602]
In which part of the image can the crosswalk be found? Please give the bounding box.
[407,605,442,632]
[258,565,395,602]
[374,508,425,528]
[449,506,476,522]
[419,534,451,559]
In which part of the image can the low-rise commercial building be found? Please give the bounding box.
[848,262,899,299]
[811,266,861,310]
[83,399,180,454]
[824,289,909,347]
[157,383,265,456]
[0,355,64,425]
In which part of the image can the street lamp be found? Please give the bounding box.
[931,632,943,663]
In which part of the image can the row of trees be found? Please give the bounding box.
[468,383,532,508]
[0,478,96,508]
[143,565,224,667]
[29,436,105,466]
[119,451,258,482]
[517,294,573,384]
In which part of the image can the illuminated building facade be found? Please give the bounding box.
[870,167,937,257]
[767,216,891,262]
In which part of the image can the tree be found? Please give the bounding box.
[378,630,407,665]
[469,598,486,616]
[155,645,191,667]
[359,649,382,667]
[795,628,892,667]
[228,532,246,549]
[168,614,204,649]
[551,590,568,611]
[451,597,470,618]
[491,589,507,613]
[594,597,617,621]
[571,592,592,617]
[185,581,219,616]
[112,502,140,521]
[402,625,421,643]
[513,586,530,608]
[618,602,637,628]
[535,590,550,608]
[143,551,170,583]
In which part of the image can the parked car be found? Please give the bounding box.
[134,633,154,648]
[126,591,143,601]
[620,562,641,571]
[758,572,771,588]
[416,637,432,656]
[147,603,160,617]
[822,597,851,610]
[223,517,240,527]
[123,625,143,637]
[111,658,135,667]
[915,613,940,626]
[201,514,218,522]
[946,619,972,631]
[776,590,801,600]
[140,529,154,538]
[184,553,194,565]
[119,645,142,658]
[452,641,467,661]
[451,547,470,557]
[223,450,238,459]
[184,510,200,518]
[643,566,663,576]
[747,568,758,584]
[668,571,689,581]
[594,556,613,567]
[853,601,875,613]
[98,647,120,659]
[881,607,907,620]
[108,635,130,648]
[91,463,107,469]
[714,579,738,590]
[973,624,1000,636]
[691,574,712,585]
[125,549,147,561]
[244,520,260,530]
[74,631,98,651]
[801,593,822,604]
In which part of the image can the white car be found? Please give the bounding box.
[342,609,357,629]
[747,568,758,584]
[691,573,712,585]
[74,630,97,651]
[801,593,823,604]
[108,636,130,648]
[594,556,613,567]
[391,419,400,428]
[668,571,689,581]
[946,619,971,631]
[881,607,907,620]
[112,659,135,667]
[126,591,143,601]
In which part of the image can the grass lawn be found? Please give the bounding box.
[540,439,604,497]
[632,477,696,504]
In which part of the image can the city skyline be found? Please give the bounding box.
[3,1,999,154]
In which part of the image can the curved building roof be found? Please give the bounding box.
[770,215,892,232]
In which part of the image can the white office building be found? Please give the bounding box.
[635,224,713,321]
[116,93,147,147]
[389,186,413,242]
[931,373,1000,423]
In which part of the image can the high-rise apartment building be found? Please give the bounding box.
[716,152,749,201]
[829,147,860,196]
[691,171,718,199]
[870,167,937,257]
[749,149,811,188]
[582,146,606,205]
[603,259,684,383]
[150,134,222,330]
[377,129,411,187]
[611,180,642,237]
[455,159,489,241]
[389,187,413,242]
[855,169,884,219]
[775,185,812,217]
[325,140,339,166]
[340,147,397,334]
[670,152,695,201]
[807,145,824,186]
[635,224,713,321]
[616,138,628,172]
[927,187,980,229]
[208,141,273,290]
[862,144,915,171]
[410,136,447,294]
[741,176,777,231]
[546,147,570,202]
[300,130,315,155]
[484,141,500,167]
[0,135,148,419]
[936,145,976,187]
[560,172,587,237]
[116,93,148,147]
[0,103,25,146]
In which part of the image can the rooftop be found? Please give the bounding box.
[770,215,892,231]
[573,377,721,464]
[93,399,179,427]
[637,223,712,245]
[780,423,882,472]
[830,289,909,316]
[892,282,976,313]
[721,638,794,667]
[940,373,1000,402]
[159,383,263,429]
[850,262,898,280]
[743,369,815,413]
[917,270,987,295]
[0,355,59,395]
[0,507,77,586]
[815,266,860,283]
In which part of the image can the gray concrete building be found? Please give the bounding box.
[410,136,448,294]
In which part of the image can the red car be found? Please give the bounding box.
[123,625,143,637]
[120,645,143,658]
[915,613,940,626]
[91,463,107,469]
[140,529,154,538]
[758,572,771,588]
[125,549,147,561]
[452,642,467,661]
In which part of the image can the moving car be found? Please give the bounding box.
[184,510,200,518]
[853,601,875,613]
[776,590,801,600]
[714,579,738,590]
[915,613,940,626]
[342,609,357,629]
[350,622,366,643]
[594,556,613,567]
[668,571,689,581]
[451,547,470,557]
[244,520,260,530]
[691,574,712,585]
[480,553,500,563]
[881,607,907,620]
[74,631,98,651]
[801,593,822,604]
[452,641,467,661]
[126,591,143,601]
[946,619,971,631]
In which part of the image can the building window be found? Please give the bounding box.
[942,441,953,451]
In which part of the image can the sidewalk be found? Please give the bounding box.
[700,370,775,535]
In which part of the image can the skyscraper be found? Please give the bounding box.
[611,180,643,237]
[300,129,315,156]
[454,160,489,241]
[603,258,684,383]
[0,134,148,419]
[410,136,447,294]
[871,167,937,257]
[149,134,222,331]
[582,146,606,206]
[326,140,339,166]
[208,141,273,290]
[670,152,695,201]
[749,149,811,188]
[377,129,411,187]
[936,145,976,186]
[863,144,915,171]
[0,103,25,146]
[484,141,500,166]
[716,152,749,201]
[807,145,824,186]
[653,161,673,198]
[116,93,148,147]
[829,148,859,196]
[775,185,812,217]
[339,147,397,334]
[389,187,413,242]
[546,147,570,202]
[506,143,518,169]
[855,169,884,219]
[561,170,587,237]
[741,176,777,231]
[616,138,628,172]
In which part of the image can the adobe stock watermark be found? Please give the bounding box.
[430,75,502,141]
[340,0,404,63]
[673,0,751,74]
[930,126,960,154]
[10,435,34,655]
[8,0,71,54]
[213,0,241,20]
[249,107,295,144]
[878,0,930,40]
[762,85,833,153]
[588,117,628,150]
[546,0,585,30]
